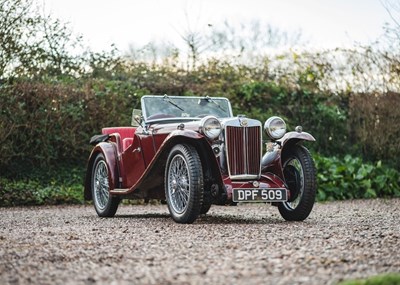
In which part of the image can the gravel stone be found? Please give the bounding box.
[0,199,399,285]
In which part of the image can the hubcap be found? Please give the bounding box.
[93,160,109,211]
[167,154,190,214]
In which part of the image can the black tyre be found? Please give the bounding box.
[278,145,316,221]
[200,189,212,215]
[165,144,204,223]
[91,153,120,217]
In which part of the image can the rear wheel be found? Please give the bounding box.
[91,153,120,217]
[278,145,316,221]
[165,144,204,223]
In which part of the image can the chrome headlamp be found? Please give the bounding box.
[199,116,221,140]
[264,116,286,139]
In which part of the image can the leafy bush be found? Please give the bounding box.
[315,154,400,201]
[0,165,84,206]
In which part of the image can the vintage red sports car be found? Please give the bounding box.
[85,95,317,223]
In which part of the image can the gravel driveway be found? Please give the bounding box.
[0,199,399,285]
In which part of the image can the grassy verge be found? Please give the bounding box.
[338,273,400,285]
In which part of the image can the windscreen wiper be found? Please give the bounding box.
[203,95,226,112]
[163,94,184,111]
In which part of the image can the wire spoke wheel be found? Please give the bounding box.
[168,154,190,214]
[94,160,109,211]
[165,144,203,223]
[91,153,120,217]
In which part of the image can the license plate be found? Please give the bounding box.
[232,188,287,202]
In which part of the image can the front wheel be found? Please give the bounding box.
[200,188,212,215]
[91,153,120,217]
[165,144,204,223]
[278,145,316,221]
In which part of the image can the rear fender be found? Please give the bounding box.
[84,142,119,200]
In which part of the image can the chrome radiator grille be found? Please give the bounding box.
[225,123,262,179]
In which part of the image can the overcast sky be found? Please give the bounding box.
[43,0,393,52]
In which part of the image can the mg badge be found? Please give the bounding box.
[240,118,248,127]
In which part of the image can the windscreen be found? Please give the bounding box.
[141,95,233,121]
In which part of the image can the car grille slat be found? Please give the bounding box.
[225,125,261,178]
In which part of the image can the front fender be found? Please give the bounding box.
[158,130,224,192]
[149,130,206,168]
[109,129,224,200]
[278,131,315,147]
[164,129,204,141]
[262,131,315,180]
[279,131,315,159]
[84,142,119,200]
[145,129,220,184]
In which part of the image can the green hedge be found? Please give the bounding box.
[0,76,349,173]
[2,62,399,174]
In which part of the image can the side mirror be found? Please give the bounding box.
[131,109,142,127]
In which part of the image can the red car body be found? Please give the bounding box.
[85,95,317,223]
